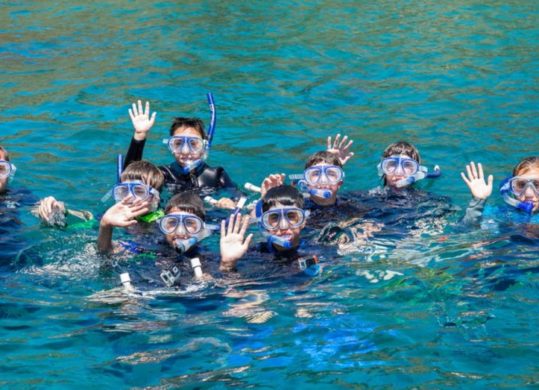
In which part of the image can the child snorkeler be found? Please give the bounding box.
[220,183,321,276]
[123,100,237,208]
[461,157,539,225]
[97,160,165,254]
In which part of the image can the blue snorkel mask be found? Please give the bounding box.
[290,165,344,200]
[499,176,537,214]
[255,200,308,250]
[162,93,217,174]
[0,160,17,182]
[377,156,441,188]
[158,212,218,254]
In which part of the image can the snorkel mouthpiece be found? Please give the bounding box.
[309,188,332,199]
[179,159,203,174]
[174,237,199,254]
[268,235,293,249]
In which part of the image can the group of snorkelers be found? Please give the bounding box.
[1,94,538,289]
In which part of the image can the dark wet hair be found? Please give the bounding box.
[165,191,205,220]
[121,160,165,191]
[169,117,206,139]
[513,156,539,176]
[382,141,421,164]
[305,151,342,169]
[262,185,304,212]
[0,146,10,161]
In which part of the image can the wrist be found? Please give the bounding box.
[133,131,147,141]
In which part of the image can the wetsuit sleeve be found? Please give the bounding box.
[124,137,146,169]
[461,197,487,226]
[218,168,237,189]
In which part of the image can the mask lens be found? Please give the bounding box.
[325,167,342,183]
[382,159,398,174]
[305,168,322,184]
[113,185,130,201]
[132,184,149,200]
[188,138,204,152]
[160,216,179,234]
[263,211,281,230]
[0,162,9,177]
[402,159,418,176]
[170,138,185,153]
[184,216,203,234]
[511,177,539,196]
[286,210,303,226]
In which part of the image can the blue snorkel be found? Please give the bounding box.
[395,165,441,188]
[289,174,333,199]
[117,154,123,183]
[499,177,534,214]
[205,92,216,156]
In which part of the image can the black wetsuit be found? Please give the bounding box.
[0,187,38,269]
[124,137,237,197]
[304,194,370,230]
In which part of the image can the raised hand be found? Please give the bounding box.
[327,133,354,166]
[460,162,493,200]
[260,173,285,198]
[34,196,66,227]
[128,100,156,141]
[100,197,151,228]
[220,213,253,271]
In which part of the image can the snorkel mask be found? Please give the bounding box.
[0,160,17,182]
[377,155,441,188]
[255,201,307,250]
[158,212,218,254]
[499,176,537,214]
[162,93,217,174]
[290,165,344,200]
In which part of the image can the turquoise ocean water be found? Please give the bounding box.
[1,1,538,388]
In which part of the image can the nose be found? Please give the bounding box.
[523,184,537,198]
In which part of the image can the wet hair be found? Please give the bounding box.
[165,191,205,220]
[262,185,304,212]
[121,160,165,191]
[0,146,10,161]
[382,141,421,164]
[169,117,206,139]
[305,151,342,169]
[513,156,539,176]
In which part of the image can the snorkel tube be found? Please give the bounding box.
[205,92,216,156]
[395,165,441,188]
[499,178,534,214]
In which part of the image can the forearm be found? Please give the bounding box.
[124,137,146,169]
[461,197,487,226]
[97,222,114,254]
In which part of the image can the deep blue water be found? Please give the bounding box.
[1,1,538,388]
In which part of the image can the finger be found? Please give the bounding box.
[221,219,226,236]
[243,233,253,248]
[477,163,484,180]
[339,135,348,148]
[466,164,473,180]
[128,108,135,122]
[123,219,138,227]
[327,136,332,150]
[234,213,242,234]
[239,215,250,236]
[150,112,156,126]
[137,100,143,116]
[333,134,341,148]
[487,174,494,190]
[460,172,471,187]
[227,215,234,235]
[132,102,137,116]
[144,101,150,117]
[343,139,353,150]
[470,161,478,179]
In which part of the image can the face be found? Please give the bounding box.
[0,150,9,193]
[265,202,305,250]
[163,207,203,245]
[384,153,417,189]
[306,163,343,204]
[514,166,539,212]
[171,127,205,167]
[115,180,160,211]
